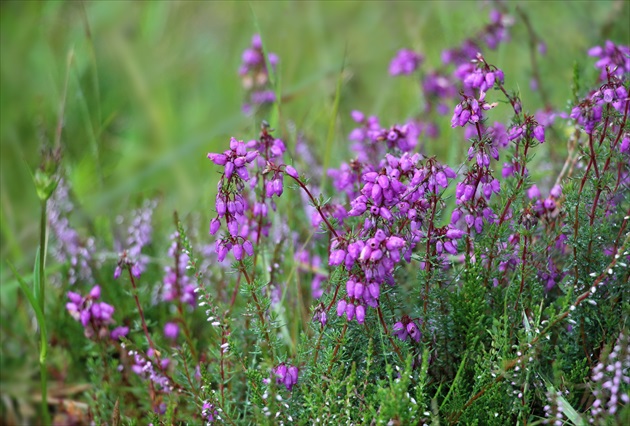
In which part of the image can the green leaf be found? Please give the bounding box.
[33,247,41,304]
[7,261,47,361]
[546,382,585,426]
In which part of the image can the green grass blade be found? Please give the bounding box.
[7,261,47,360]
[545,382,585,426]
[320,45,347,190]
[33,247,41,304]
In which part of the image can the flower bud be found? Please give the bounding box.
[345,303,355,321]
[337,300,347,317]
[209,218,221,235]
[355,305,365,324]
[329,249,346,266]
[89,285,101,300]
[243,240,254,256]
[233,244,244,261]
[285,165,299,179]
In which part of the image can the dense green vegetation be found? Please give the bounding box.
[1,2,629,425]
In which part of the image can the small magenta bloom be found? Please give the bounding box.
[407,322,421,342]
[389,49,423,76]
[164,322,179,340]
[393,322,408,341]
[394,317,421,343]
[272,363,299,391]
[355,305,366,324]
[66,285,117,339]
[313,308,327,327]
[202,401,218,422]
[588,41,630,80]
[527,185,541,200]
[285,165,299,179]
[337,299,347,317]
[110,326,129,340]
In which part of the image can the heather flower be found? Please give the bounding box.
[207,137,259,262]
[442,39,482,66]
[47,178,95,285]
[66,285,117,339]
[535,108,567,128]
[588,332,629,421]
[389,49,423,76]
[128,349,173,393]
[110,326,129,340]
[507,115,545,144]
[114,199,157,278]
[588,41,630,80]
[164,322,179,340]
[432,225,466,256]
[451,90,498,128]
[455,53,504,93]
[543,389,569,425]
[422,71,457,105]
[202,401,218,423]
[249,90,276,106]
[591,82,630,115]
[313,303,327,326]
[538,259,565,292]
[272,363,299,391]
[570,95,604,135]
[161,232,196,306]
[393,316,421,342]
[481,10,513,50]
[328,161,362,199]
[527,185,541,200]
[239,34,279,112]
[343,111,421,168]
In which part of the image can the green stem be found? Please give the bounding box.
[39,360,49,423]
[38,200,50,426]
[39,200,46,314]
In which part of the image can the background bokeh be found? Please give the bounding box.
[1,0,629,270]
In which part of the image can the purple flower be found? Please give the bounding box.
[285,165,299,179]
[272,363,299,391]
[47,178,95,285]
[113,199,157,278]
[161,232,197,306]
[394,317,421,342]
[454,53,505,93]
[407,322,421,342]
[451,91,497,128]
[129,349,173,393]
[337,299,347,317]
[207,137,261,262]
[355,305,366,324]
[570,96,604,135]
[66,286,117,339]
[110,326,129,340]
[588,41,630,80]
[313,307,327,326]
[482,10,513,50]
[393,321,408,341]
[164,322,179,340]
[202,401,218,422]
[527,185,541,200]
[389,49,423,76]
[238,35,279,114]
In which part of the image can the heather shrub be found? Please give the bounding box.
[3,2,629,425]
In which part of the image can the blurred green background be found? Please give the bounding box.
[1,0,628,271]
